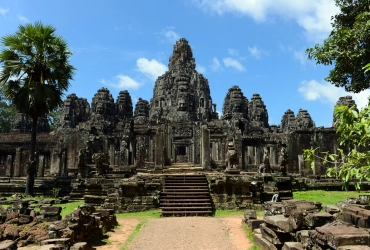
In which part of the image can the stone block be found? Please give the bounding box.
[260,223,292,245]
[282,242,304,250]
[296,230,310,249]
[70,242,90,250]
[304,212,334,229]
[264,215,294,233]
[337,245,370,250]
[49,220,67,231]
[324,204,340,214]
[41,238,71,247]
[254,233,278,250]
[247,219,264,230]
[309,223,370,249]
[0,240,17,250]
[243,209,257,221]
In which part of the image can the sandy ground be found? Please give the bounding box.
[92,215,252,250]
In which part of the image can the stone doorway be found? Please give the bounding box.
[175,145,188,163]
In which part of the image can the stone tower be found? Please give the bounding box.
[149,38,218,122]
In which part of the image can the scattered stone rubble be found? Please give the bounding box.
[0,198,117,249]
[244,195,370,250]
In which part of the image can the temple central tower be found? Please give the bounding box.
[149,38,218,122]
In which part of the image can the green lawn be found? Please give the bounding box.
[293,190,370,205]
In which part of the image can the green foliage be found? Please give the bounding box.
[47,106,61,131]
[293,190,369,205]
[304,104,370,190]
[0,90,16,132]
[306,0,370,93]
[51,188,61,198]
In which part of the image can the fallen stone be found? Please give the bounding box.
[70,242,90,250]
[282,242,304,250]
[264,215,293,233]
[260,223,292,245]
[0,240,16,250]
[247,219,264,230]
[254,233,278,250]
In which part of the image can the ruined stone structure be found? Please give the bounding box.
[0,38,351,212]
[0,38,341,179]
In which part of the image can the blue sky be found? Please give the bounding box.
[1,0,369,127]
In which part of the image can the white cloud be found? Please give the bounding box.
[228,49,239,56]
[136,58,167,81]
[193,0,338,42]
[294,50,307,65]
[248,46,262,59]
[0,6,9,16]
[223,57,245,71]
[101,75,141,90]
[162,26,180,43]
[196,64,207,74]
[17,14,29,22]
[298,80,370,109]
[211,57,223,71]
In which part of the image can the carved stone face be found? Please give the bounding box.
[96,103,105,114]
[178,99,187,111]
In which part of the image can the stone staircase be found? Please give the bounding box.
[160,174,213,216]
[162,163,204,173]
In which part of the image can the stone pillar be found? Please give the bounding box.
[254,147,260,165]
[50,149,61,176]
[60,149,67,176]
[235,130,242,169]
[14,148,22,177]
[201,126,210,170]
[38,155,45,177]
[298,154,304,175]
[270,146,277,165]
[21,150,29,177]
[109,144,115,166]
[247,146,254,165]
[155,129,164,169]
[5,155,13,177]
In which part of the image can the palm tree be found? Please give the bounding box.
[0,22,75,195]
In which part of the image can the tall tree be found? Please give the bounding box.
[0,22,75,195]
[306,0,370,93]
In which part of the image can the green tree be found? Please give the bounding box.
[304,103,370,190]
[306,0,370,93]
[0,90,17,132]
[0,22,75,195]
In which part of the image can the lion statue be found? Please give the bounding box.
[225,142,238,169]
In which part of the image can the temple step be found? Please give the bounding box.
[160,174,213,217]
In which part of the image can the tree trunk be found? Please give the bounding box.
[25,116,38,196]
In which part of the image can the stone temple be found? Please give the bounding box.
[0,38,356,211]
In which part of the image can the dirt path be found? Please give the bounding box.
[92,215,252,250]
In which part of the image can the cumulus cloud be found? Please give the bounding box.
[193,0,338,42]
[17,14,29,22]
[101,75,141,90]
[0,6,9,15]
[162,26,180,43]
[136,58,167,81]
[248,46,262,59]
[211,57,223,71]
[196,64,207,74]
[223,57,245,71]
[298,80,370,109]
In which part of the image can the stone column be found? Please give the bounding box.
[247,146,254,165]
[270,146,277,165]
[14,148,22,177]
[298,154,304,175]
[5,155,13,177]
[38,155,45,177]
[50,149,61,176]
[155,129,164,169]
[109,144,115,166]
[254,147,260,165]
[201,126,210,170]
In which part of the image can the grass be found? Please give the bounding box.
[116,209,162,219]
[53,201,84,218]
[120,220,147,250]
[293,190,370,205]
